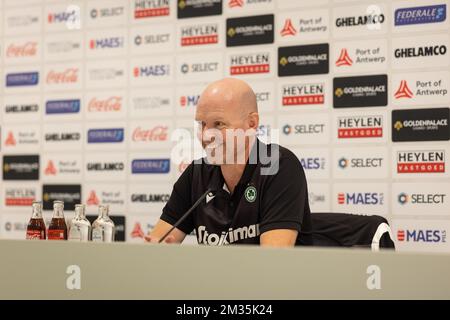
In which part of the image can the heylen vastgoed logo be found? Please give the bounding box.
[131,159,170,174]
[397,150,445,174]
[333,74,388,108]
[3,155,40,180]
[392,108,450,142]
[395,4,446,26]
[226,14,274,47]
[278,44,329,77]
[177,0,222,19]
[337,115,383,139]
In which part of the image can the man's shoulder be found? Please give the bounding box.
[260,141,300,166]
[257,141,304,178]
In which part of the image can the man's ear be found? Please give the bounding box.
[248,112,259,130]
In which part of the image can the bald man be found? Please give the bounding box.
[146,78,312,247]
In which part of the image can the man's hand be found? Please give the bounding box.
[144,234,176,244]
[144,219,187,244]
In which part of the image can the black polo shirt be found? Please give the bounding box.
[160,139,312,246]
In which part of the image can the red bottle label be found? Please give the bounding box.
[48,229,65,240]
[26,230,45,240]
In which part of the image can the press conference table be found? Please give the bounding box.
[0,239,449,299]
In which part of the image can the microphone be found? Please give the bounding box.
[158,188,216,243]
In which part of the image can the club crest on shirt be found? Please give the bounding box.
[244,186,257,203]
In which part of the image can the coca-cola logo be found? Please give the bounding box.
[88,96,122,112]
[46,68,79,84]
[132,126,168,142]
[6,42,38,57]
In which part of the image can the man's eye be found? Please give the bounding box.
[215,122,225,128]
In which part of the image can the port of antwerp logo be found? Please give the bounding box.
[394,80,414,99]
[45,160,57,175]
[229,0,244,8]
[87,190,100,205]
[280,19,297,37]
[5,132,16,146]
[335,48,353,67]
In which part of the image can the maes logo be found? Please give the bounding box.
[337,192,384,205]
[397,229,446,242]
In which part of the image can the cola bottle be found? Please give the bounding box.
[68,204,91,242]
[47,200,68,240]
[92,205,115,242]
[26,201,46,240]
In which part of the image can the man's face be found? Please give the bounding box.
[195,98,252,165]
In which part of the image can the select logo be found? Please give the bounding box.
[398,192,446,205]
[278,44,329,76]
[131,159,170,174]
[333,75,388,108]
[226,14,274,47]
[392,108,450,142]
[397,150,445,174]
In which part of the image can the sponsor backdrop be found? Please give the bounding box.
[0,0,449,252]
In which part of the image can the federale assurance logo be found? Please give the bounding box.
[395,4,446,26]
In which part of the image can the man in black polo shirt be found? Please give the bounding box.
[146,78,312,247]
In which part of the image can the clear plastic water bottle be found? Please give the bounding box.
[92,205,115,242]
[68,204,91,242]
